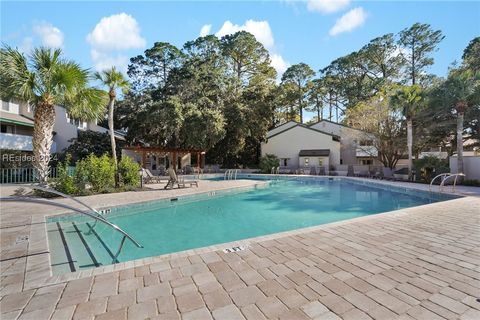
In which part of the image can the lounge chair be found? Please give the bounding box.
[141,168,164,184]
[335,165,348,176]
[353,165,370,178]
[164,168,186,189]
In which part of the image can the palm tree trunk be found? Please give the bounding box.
[457,112,464,176]
[108,97,117,169]
[407,118,413,181]
[32,103,56,184]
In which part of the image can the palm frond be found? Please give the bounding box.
[96,66,130,91]
[0,44,36,102]
[64,87,108,122]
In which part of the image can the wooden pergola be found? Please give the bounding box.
[123,146,206,172]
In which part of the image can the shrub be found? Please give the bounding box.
[118,156,141,188]
[259,154,279,173]
[52,154,78,195]
[75,154,115,193]
[414,156,449,183]
[63,130,124,161]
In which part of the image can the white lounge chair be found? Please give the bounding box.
[164,168,185,189]
[141,168,164,184]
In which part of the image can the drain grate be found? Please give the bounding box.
[223,245,247,253]
[15,235,29,244]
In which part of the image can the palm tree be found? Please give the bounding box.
[442,69,479,178]
[0,46,106,184]
[95,67,130,172]
[391,85,423,181]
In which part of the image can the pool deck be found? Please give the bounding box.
[1,178,479,319]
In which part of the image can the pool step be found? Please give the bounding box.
[50,221,118,274]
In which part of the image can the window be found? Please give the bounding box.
[67,115,87,129]
[1,124,14,133]
[304,158,309,166]
[2,101,9,111]
[318,158,323,166]
[340,159,343,165]
[360,140,373,146]
[280,158,288,167]
[361,159,373,165]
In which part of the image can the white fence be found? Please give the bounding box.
[0,167,74,184]
[449,156,480,180]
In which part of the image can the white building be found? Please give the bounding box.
[261,120,379,170]
[0,99,123,153]
[261,121,341,169]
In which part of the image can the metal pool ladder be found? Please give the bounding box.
[224,169,239,180]
[429,173,465,193]
[1,185,143,263]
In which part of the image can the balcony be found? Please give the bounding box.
[356,146,378,157]
[0,133,56,152]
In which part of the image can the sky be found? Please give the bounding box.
[2,0,479,83]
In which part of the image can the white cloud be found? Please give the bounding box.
[215,20,274,50]
[270,53,290,75]
[32,21,64,48]
[307,0,351,14]
[87,13,146,51]
[87,13,146,71]
[207,20,288,76]
[199,24,212,37]
[329,7,367,36]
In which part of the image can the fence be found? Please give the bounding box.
[0,167,75,184]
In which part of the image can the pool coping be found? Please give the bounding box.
[20,175,471,290]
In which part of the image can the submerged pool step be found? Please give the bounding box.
[50,221,121,274]
[47,222,77,274]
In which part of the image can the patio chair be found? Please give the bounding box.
[309,166,317,175]
[347,165,355,177]
[335,165,348,176]
[370,166,383,179]
[353,165,370,177]
[318,166,326,176]
[382,167,394,180]
[164,168,186,189]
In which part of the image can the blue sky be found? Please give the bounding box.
[2,0,479,79]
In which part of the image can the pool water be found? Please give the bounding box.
[47,178,455,274]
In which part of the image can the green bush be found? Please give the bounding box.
[259,154,279,173]
[52,154,78,195]
[75,154,115,193]
[414,156,449,183]
[118,156,140,188]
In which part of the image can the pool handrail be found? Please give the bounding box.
[429,173,465,193]
[1,185,143,263]
[224,169,239,180]
[1,196,143,263]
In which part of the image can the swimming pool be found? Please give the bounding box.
[47,177,457,274]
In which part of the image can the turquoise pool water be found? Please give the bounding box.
[47,178,456,274]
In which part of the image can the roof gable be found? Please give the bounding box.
[309,119,365,133]
[266,123,340,142]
